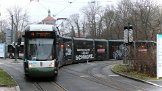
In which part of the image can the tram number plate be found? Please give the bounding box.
[40,62,43,67]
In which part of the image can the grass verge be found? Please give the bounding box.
[0,68,16,87]
[112,64,162,80]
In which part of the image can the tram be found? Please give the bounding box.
[23,24,59,78]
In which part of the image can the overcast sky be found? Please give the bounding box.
[0,0,162,23]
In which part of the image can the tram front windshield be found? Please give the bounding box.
[27,38,54,61]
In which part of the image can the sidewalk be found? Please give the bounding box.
[111,65,162,88]
[0,86,20,91]
[0,58,21,91]
[0,58,22,64]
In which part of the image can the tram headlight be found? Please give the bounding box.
[29,63,33,68]
[29,64,32,68]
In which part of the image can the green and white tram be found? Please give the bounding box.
[23,24,58,78]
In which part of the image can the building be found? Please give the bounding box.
[41,10,56,25]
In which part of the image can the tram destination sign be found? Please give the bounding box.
[26,31,55,38]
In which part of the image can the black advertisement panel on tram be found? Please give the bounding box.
[64,42,72,60]
[73,38,95,63]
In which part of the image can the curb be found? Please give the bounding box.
[111,65,162,88]
[2,66,21,91]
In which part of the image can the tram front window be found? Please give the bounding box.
[27,38,54,61]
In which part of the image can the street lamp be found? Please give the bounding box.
[11,15,18,62]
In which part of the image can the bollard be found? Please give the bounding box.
[87,60,89,64]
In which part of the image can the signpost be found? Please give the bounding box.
[156,34,162,79]
[5,29,12,45]
[0,43,5,58]
[124,25,133,44]
[124,27,129,43]
[123,24,133,64]
[129,28,133,43]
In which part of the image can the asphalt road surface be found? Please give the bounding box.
[0,59,162,91]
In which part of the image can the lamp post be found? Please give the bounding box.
[11,15,13,43]
[11,15,18,62]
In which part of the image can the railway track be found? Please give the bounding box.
[32,81,67,91]
[62,62,147,91]
[87,64,147,91]
[1,63,67,91]
[62,63,122,91]
[100,65,147,91]
[0,60,150,91]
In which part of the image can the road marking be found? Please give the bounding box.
[0,63,4,64]
[95,74,106,78]
[108,75,119,77]
[80,75,90,78]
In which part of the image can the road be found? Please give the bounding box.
[0,59,161,91]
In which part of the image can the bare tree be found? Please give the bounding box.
[81,18,86,37]
[64,19,75,37]
[69,14,81,37]
[132,0,160,40]
[116,0,160,41]
[0,20,9,42]
[68,0,160,41]
[102,6,118,39]
[115,0,160,76]
[82,1,102,38]
[7,6,29,38]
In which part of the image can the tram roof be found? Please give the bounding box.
[25,24,55,31]
[108,39,124,42]
[74,38,94,41]
[94,39,108,42]
[135,40,155,43]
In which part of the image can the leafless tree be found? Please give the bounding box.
[116,0,160,76]
[69,0,160,41]
[69,14,81,37]
[82,1,102,38]
[7,6,29,38]
[116,0,160,41]
[63,19,75,37]
[0,20,9,42]
[102,6,118,39]
[81,18,86,37]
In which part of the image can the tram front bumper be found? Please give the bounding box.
[26,67,58,77]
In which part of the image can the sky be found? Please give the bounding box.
[0,0,162,23]
[0,0,118,22]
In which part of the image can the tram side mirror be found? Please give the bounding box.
[17,38,22,45]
